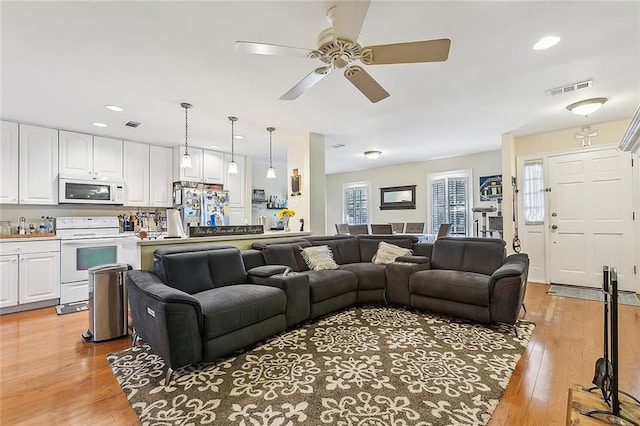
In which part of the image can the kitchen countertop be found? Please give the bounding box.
[120,230,311,246]
[0,234,60,242]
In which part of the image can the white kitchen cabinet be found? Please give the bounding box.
[59,131,123,178]
[150,145,173,207]
[223,153,246,207]
[19,124,58,205]
[203,150,224,184]
[123,141,150,206]
[0,121,19,204]
[174,146,203,182]
[0,240,60,310]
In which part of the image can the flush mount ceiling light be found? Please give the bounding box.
[364,150,382,160]
[228,116,239,174]
[266,127,276,179]
[106,105,123,112]
[566,97,608,116]
[180,102,193,169]
[533,35,560,51]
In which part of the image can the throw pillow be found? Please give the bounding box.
[373,241,413,264]
[300,245,339,271]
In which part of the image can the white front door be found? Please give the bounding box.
[548,148,635,291]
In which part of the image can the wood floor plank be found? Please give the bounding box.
[1,282,639,425]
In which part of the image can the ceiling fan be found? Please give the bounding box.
[235,0,451,103]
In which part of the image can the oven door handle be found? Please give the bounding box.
[61,238,121,246]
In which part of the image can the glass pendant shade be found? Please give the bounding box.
[228,160,238,174]
[266,166,276,179]
[180,152,192,169]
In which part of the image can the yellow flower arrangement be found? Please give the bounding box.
[277,208,296,219]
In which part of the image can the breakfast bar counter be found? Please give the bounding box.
[120,231,312,270]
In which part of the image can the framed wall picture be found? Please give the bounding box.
[479,174,503,201]
[291,168,302,196]
[380,185,416,210]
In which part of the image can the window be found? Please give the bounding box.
[428,170,472,236]
[343,182,370,225]
[522,161,545,224]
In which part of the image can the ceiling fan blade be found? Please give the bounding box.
[332,0,371,42]
[363,39,451,65]
[235,41,313,58]
[344,66,389,103]
[280,67,332,100]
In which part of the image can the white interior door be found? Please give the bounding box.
[548,148,635,291]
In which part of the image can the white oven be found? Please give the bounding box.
[57,217,125,304]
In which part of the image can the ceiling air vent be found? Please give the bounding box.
[124,121,141,128]
[547,79,593,96]
[330,143,347,149]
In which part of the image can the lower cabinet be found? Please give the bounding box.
[0,240,60,312]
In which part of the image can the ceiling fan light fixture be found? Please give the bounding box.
[266,126,276,179]
[566,97,608,116]
[228,116,239,174]
[533,35,560,51]
[364,150,381,160]
[180,102,193,169]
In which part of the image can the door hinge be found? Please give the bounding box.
[634,211,636,221]
[634,265,637,275]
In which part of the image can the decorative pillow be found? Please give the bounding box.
[373,241,413,264]
[300,245,339,271]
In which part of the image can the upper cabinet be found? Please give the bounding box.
[19,124,58,205]
[59,131,123,178]
[149,146,173,207]
[0,121,19,204]
[124,142,173,207]
[173,147,224,184]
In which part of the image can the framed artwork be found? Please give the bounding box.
[291,168,302,196]
[379,185,416,210]
[479,174,503,201]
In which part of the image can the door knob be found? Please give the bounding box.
[551,212,557,217]
[551,225,558,230]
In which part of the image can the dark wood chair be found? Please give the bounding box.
[405,222,425,233]
[335,223,350,234]
[370,224,393,234]
[347,224,369,235]
[437,223,452,239]
[390,222,405,234]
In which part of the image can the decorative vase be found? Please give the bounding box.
[284,214,290,232]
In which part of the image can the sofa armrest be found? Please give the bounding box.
[127,270,204,370]
[248,271,310,327]
[489,253,529,324]
[395,255,430,264]
[385,261,431,306]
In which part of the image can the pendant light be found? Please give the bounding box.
[228,116,238,174]
[180,102,193,168]
[266,126,276,179]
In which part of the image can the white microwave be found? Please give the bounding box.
[58,174,124,205]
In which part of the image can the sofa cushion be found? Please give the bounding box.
[300,245,339,271]
[262,241,312,272]
[373,241,413,264]
[339,263,386,290]
[410,269,491,306]
[357,235,416,263]
[300,269,358,303]
[198,284,286,340]
[430,237,505,276]
[153,245,247,294]
[305,236,361,265]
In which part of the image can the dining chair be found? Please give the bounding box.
[335,223,350,235]
[370,224,393,234]
[437,223,452,239]
[390,222,405,234]
[404,222,425,233]
[347,224,369,235]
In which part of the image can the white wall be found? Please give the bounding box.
[250,159,287,226]
[326,150,502,235]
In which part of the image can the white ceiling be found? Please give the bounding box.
[2,1,638,175]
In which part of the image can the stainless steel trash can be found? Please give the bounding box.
[82,263,131,342]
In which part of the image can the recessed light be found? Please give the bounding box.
[93,122,107,128]
[234,135,244,140]
[533,35,560,51]
[209,144,219,149]
[106,105,124,112]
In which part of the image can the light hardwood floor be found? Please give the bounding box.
[1,283,639,425]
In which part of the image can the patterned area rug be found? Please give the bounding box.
[108,306,535,425]
[548,285,640,307]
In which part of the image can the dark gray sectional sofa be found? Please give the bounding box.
[127,234,529,381]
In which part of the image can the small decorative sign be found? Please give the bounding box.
[188,225,264,237]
